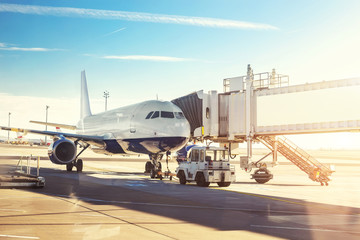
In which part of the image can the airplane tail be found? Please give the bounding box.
[81,70,92,119]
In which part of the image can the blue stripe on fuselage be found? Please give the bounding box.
[104,137,188,155]
[104,139,126,154]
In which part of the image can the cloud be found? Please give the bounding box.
[0,3,278,30]
[102,55,190,62]
[0,47,61,52]
[0,42,63,52]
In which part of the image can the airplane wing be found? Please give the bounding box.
[0,126,105,146]
[29,120,77,130]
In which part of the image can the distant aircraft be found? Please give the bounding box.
[1,71,190,176]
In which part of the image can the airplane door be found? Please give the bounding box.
[130,114,136,133]
[129,103,147,134]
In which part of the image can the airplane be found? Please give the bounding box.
[1,71,191,177]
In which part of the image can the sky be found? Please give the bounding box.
[1,0,360,149]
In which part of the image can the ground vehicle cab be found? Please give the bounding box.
[175,146,236,187]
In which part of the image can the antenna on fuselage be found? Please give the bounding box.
[104,90,110,111]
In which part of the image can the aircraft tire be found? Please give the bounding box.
[145,161,153,173]
[76,159,83,173]
[150,168,156,179]
[66,162,73,172]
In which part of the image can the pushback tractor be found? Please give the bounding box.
[175,146,236,187]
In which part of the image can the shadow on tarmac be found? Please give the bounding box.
[4,165,360,240]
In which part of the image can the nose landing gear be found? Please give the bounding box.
[145,154,163,179]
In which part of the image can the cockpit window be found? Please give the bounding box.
[145,111,154,119]
[146,111,184,120]
[175,112,185,119]
[151,111,159,119]
[161,111,174,118]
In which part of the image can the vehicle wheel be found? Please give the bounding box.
[196,172,210,187]
[252,168,272,184]
[66,162,73,172]
[150,168,156,179]
[177,171,186,185]
[145,161,153,173]
[76,159,83,173]
[217,182,231,187]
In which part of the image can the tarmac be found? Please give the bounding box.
[0,144,360,239]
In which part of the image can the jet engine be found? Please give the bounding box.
[48,138,77,164]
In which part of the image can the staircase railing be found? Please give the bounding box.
[257,135,333,185]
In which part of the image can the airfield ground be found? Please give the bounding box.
[0,144,360,240]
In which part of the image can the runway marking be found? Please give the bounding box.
[54,195,178,240]
[86,165,146,176]
[0,234,39,239]
[251,224,360,234]
[79,214,103,217]
[211,187,308,206]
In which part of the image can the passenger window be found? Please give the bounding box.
[151,111,159,119]
[145,111,154,119]
[161,111,174,118]
[175,112,185,119]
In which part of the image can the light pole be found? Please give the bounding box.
[7,112,11,143]
[45,105,49,145]
[103,90,110,111]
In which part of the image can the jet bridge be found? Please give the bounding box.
[173,65,360,185]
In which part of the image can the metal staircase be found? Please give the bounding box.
[257,135,334,185]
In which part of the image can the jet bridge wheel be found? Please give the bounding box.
[252,168,273,184]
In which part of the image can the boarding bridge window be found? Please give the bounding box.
[161,111,174,118]
[145,111,154,119]
[191,149,199,162]
[175,112,185,119]
[151,111,159,119]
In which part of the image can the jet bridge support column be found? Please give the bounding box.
[245,64,256,163]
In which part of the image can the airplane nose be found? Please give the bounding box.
[179,118,191,138]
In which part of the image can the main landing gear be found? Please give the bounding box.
[66,142,90,173]
[145,154,163,180]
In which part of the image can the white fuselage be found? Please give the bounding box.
[77,100,190,155]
